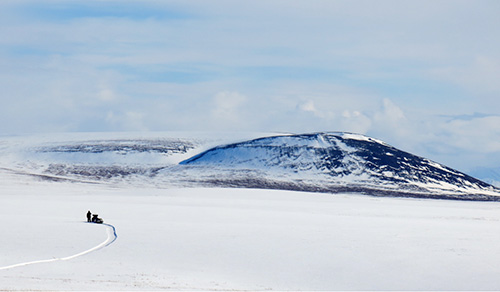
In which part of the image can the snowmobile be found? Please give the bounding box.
[91,214,104,224]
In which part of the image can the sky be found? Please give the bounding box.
[1,0,500,176]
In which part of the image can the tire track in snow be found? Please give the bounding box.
[0,223,117,271]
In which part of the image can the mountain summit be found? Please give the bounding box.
[180,132,499,200]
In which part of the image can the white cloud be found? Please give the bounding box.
[375,98,406,124]
[340,110,372,134]
[297,99,333,120]
[98,89,117,102]
[105,110,148,132]
[430,56,500,96]
[299,100,317,114]
[211,91,247,126]
[440,116,500,153]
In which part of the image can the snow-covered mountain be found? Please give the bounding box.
[179,132,499,200]
[0,131,498,201]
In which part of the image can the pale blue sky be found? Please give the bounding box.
[1,0,500,176]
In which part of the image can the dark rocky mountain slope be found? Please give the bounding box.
[179,132,499,201]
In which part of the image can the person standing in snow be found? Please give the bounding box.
[87,210,92,222]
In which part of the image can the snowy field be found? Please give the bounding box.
[3,172,500,290]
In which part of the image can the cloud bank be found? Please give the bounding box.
[1,0,500,175]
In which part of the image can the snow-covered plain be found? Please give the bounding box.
[3,174,500,290]
[3,133,500,290]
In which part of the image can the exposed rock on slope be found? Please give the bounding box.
[180,132,499,200]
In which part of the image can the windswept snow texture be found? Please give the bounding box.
[180,132,500,200]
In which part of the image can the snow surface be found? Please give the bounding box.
[340,132,388,145]
[3,132,500,290]
[3,175,500,290]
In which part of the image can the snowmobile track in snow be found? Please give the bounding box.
[0,223,117,271]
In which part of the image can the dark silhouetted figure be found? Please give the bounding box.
[87,210,92,222]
